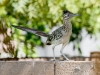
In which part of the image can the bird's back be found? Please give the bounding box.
[46,25,72,45]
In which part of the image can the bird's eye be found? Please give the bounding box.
[67,14,69,16]
[65,14,69,17]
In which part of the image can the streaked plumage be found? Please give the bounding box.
[12,10,79,61]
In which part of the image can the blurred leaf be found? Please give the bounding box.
[0,0,100,57]
[0,18,15,57]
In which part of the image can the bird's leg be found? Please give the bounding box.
[60,44,69,61]
[52,46,56,61]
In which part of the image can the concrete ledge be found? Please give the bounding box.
[0,61,54,75]
[0,61,100,75]
[55,61,97,75]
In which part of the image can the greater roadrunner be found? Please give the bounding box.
[12,10,79,61]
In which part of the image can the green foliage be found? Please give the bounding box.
[0,18,17,57]
[0,0,100,57]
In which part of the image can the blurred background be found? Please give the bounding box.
[0,0,100,59]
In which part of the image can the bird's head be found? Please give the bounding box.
[63,10,79,20]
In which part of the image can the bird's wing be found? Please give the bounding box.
[12,25,50,37]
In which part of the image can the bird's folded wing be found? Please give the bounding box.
[12,25,50,37]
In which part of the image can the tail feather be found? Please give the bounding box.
[12,25,50,37]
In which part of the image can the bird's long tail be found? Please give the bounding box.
[12,25,50,37]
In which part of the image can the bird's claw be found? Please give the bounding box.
[50,59,60,62]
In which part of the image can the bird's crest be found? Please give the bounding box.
[63,10,70,14]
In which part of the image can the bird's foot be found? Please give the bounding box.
[64,59,75,61]
[50,59,60,62]
[50,59,56,61]
[64,59,69,61]
[62,55,69,61]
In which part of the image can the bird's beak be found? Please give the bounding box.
[72,14,80,17]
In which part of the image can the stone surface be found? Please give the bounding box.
[0,61,100,75]
[55,61,96,75]
[0,61,54,75]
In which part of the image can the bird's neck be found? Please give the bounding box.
[63,19,72,28]
[63,18,72,34]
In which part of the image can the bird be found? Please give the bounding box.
[12,10,79,61]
